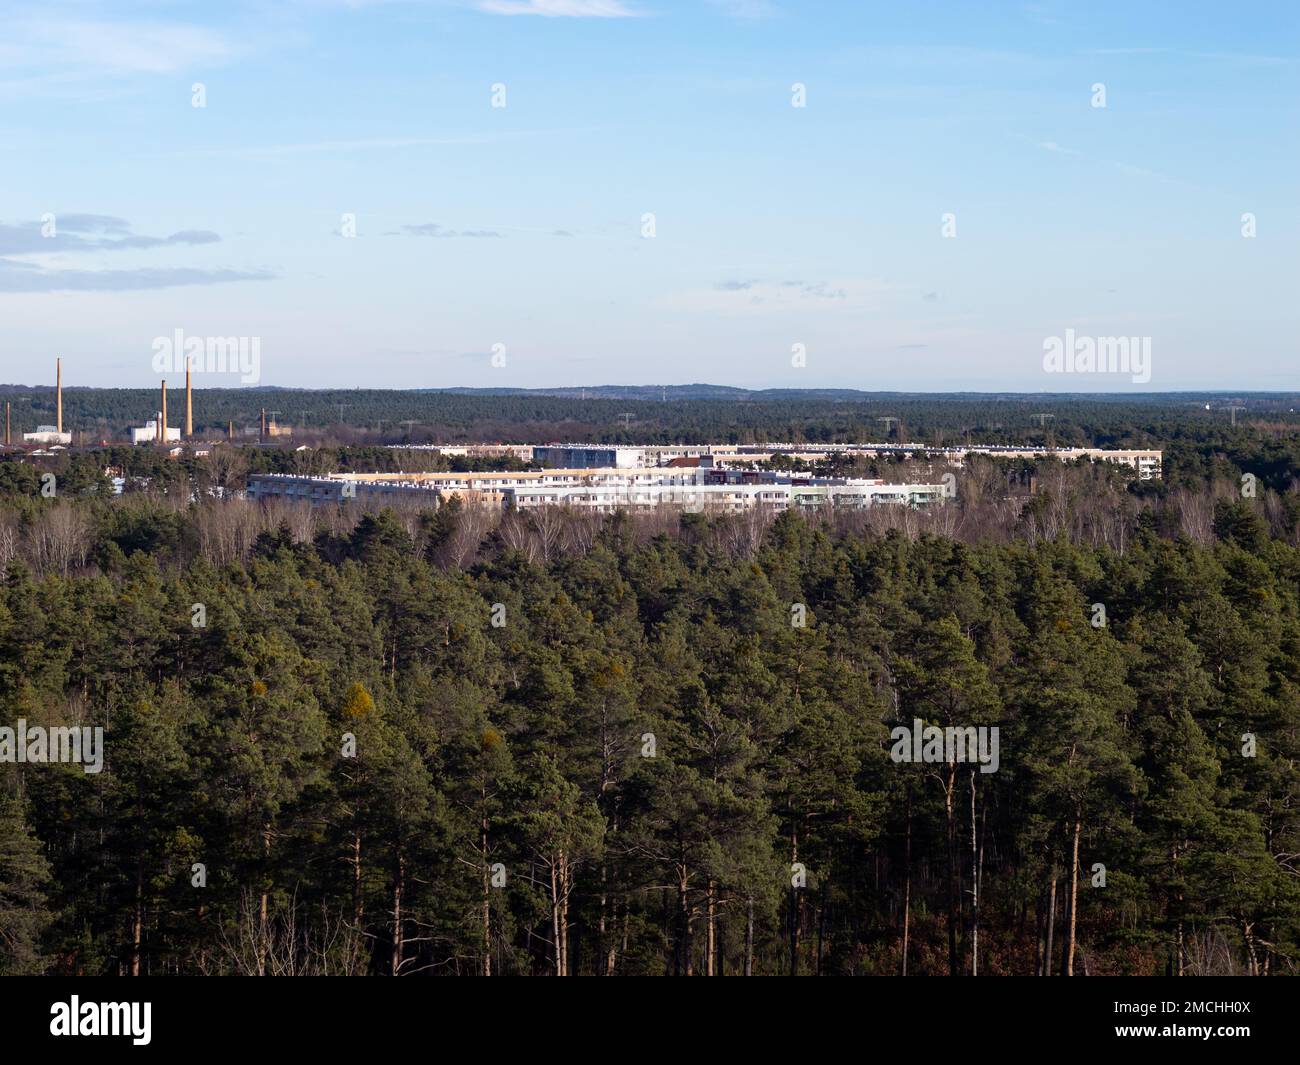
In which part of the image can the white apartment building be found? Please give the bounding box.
[424,442,1162,480]
[248,468,950,513]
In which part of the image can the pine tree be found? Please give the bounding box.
[0,788,53,974]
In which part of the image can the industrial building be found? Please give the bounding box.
[434,444,535,461]
[930,446,1162,480]
[254,409,293,439]
[532,445,648,469]
[416,442,1162,480]
[248,468,950,513]
[22,425,71,446]
[129,416,182,445]
[20,358,71,445]
[130,373,191,446]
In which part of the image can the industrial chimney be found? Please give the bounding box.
[56,357,63,435]
[185,357,193,438]
[160,380,168,447]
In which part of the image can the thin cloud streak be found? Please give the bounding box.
[159,129,582,158]
[0,216,222,255]
[477,0,641,16]
[0,262,275,293]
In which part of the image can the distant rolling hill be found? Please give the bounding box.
[429,384,1300,404]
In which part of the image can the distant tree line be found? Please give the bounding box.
[5,386,1299,452]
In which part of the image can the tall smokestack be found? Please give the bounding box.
[160,380,168,447]
[56,357,62,435]
[185,357,193,438]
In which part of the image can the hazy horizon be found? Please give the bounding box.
[3,379,1298,400]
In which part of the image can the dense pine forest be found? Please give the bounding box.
[1,437,1299,976]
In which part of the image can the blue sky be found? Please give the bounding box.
[1,0,1296,391]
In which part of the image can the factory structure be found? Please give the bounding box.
[130,415,183,445]
[1,358,193,449]
[130,369,186,444]
[19,358,72,446]
[1,357,276,451]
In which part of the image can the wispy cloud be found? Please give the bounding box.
[0,16,233,77]
[1082,47,1165,56]
[1030,139,1218,194]
[1020,3,1062,27]
[0,215,221,256]
[665,278,883,315]
[0,261,274,293]
[1037,141,1083,157]
[392,223,502,238]
[0,214,262,292]
[1080,47,1294,65]
[713,279,848,298]
[1184,50,1295,66]
[163,130,568,158]
[706,0,778,17]
[477,0,640,16]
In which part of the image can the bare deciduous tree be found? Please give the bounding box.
[29,504,90,576]
[217,890,368,976]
